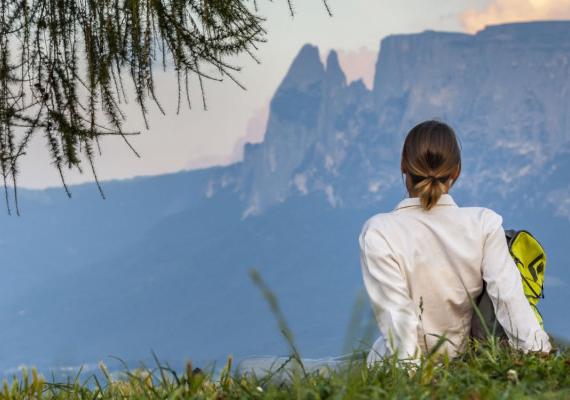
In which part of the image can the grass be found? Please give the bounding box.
[1,269,569,399]
[2,344,569,399]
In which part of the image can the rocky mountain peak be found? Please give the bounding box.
[214,21,570,218]
[278,44,324,91]
[324,50,346,88]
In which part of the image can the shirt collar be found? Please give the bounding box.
[394,193,458,210]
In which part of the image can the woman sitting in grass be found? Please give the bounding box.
[359,120,551,365]
[237,120,551,381]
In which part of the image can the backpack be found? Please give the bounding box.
[504,229,546,328]
[471,229,546,339]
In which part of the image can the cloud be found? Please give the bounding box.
[460,0,570,33]
[546,187,570,221]
[333,47,377,90]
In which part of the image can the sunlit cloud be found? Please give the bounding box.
[334,47,377,90]
[460,0,570,33]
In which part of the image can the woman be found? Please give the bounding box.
[360,120,551,365]
[236,120,551,381]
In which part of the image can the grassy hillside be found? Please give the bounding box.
[2,341,569,399]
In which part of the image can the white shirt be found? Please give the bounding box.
[359,193,551,363]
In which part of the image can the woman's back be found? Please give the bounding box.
[359,194,551,362]
[360,194,500,357]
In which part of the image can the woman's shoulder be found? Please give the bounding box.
[359,211,398,232]
[358,212,397,250]
[458,205,504,233]
[358,210,408,246]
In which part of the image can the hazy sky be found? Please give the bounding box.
[17,0,570,188]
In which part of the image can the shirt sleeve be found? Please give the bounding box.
[359,223,421,360]
[481,209,552,353]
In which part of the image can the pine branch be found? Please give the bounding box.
[0,0,333,212]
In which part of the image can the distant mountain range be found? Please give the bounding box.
[0,21,569,376]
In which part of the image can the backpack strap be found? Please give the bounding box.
[504,229,517,246]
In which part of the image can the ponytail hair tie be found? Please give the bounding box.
[409,173,450,184]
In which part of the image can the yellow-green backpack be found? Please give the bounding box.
[471,229,547,339]
[505,229,546,328]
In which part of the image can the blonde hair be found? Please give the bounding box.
[401,120,461,210]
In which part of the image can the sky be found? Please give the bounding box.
[16,0,570,189]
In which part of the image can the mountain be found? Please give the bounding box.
[0,21,568,376]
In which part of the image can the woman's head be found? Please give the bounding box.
[401,120,461,210]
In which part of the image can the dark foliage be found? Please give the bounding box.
[0,0,331,213]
